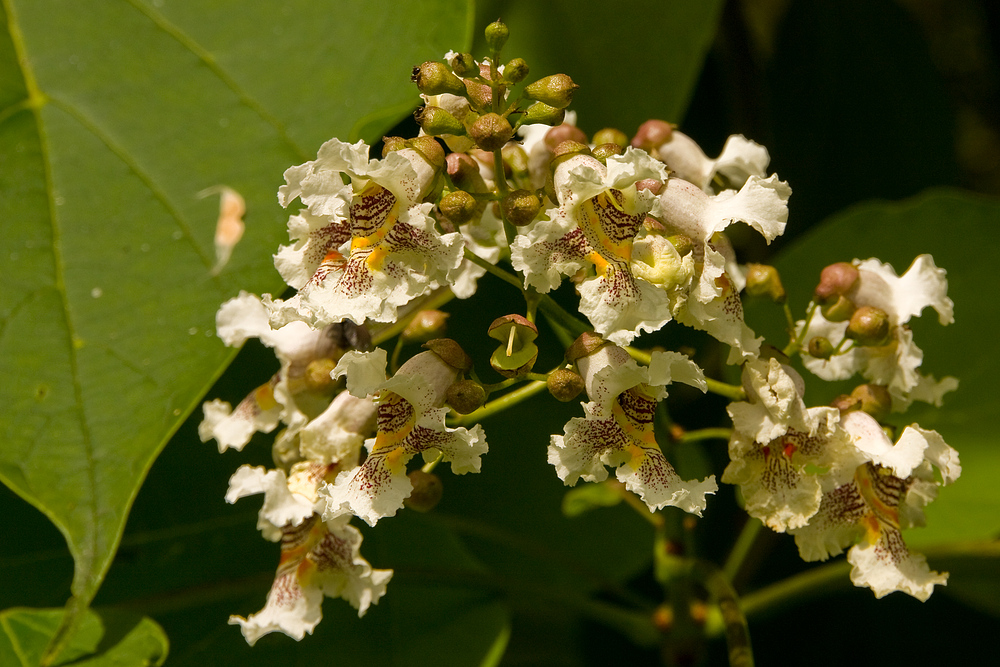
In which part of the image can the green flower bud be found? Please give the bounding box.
[518,101,565,127]
[438,190,479,225]
[381,135,406,155]
[846,306,891,346]
[485,19,509,52]
[547,368,585,402]
[404,470,443,512]
[406,136,446,171]
[565,331,607,364]
[422,338,473,372]
[815,262,860,302]
[592,127,628,148]
[501,189,542,226]
[451,52,478,77]
[445,379,486,414]
[469,112,514,151]
[524,74,579,109]
[401,310,449,343]
[820,295,856,323]
[850,384,892,422]
[503,57,529,84]
[502,143,530,180]
[488,314,538,377]
[414,106,466,137]
[807,336,835,360]
[592,143,624,163]
[631,119,674,151]
[412,61,466,96]
[745,263,787,303]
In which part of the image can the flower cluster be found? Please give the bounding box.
[199,20,961,646]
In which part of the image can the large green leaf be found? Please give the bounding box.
[0,0,472,643]
[472,0,725,133]
[750,188,1000,547]
[0,607,167,666]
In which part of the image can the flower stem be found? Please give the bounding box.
[463,249,524,292]
[370,288,455,346]
[692,562,755,667]
[783,301,816,357]
[449,379,549,426]
[722,517,764,584]
[677,427,733,444]
[626,347,746,401]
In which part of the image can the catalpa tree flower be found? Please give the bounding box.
[510,147,674,345]
[199,292,367,452]
[548,336,717,515]
[632,120,771,192]
[790,410,961,601]
[649,172,790,362]
[798,255,957,410]
[267,138,464,327]
[723,357,865,531]
[228,514,392,645]
[321,344,488,526]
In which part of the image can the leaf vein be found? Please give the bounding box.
[2,0,100,601]
[125,0,310,162]
[0,615,32,667]
[46,95,217,273]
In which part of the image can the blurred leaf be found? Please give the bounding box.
[562,482,624,518]
[935,541,1000,617]
[473,0,725,133]
[0,0,471,649]
[748,188,1000,546]
[0,607,167,667]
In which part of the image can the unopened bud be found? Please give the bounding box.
[451,52,478,77]
[402,310,449,343]
[446,152,485,191]
[544,124,588,150]
[501,189,542,226]
[831,394,861,414]
[519,101,565,127]
[469,112,514,151]
[592,127,629,148]
[851,384,892,422]
[439,190,479,225]
[488,314,539,377]
[404,470,443,512]
[304,358,338,393]
[414,106,465,137]
[566,331,607,364]
[551,140,590,162]
[820,295,856,323]
[807,336,835,360]
[445,379,486,414]
[631,119,673,151]
[464,79,492,110]
[547,369,585,402]
[502,143,530,180]
[592,143,623,164]
[504,57,529,83]
[485,19,509,51]
[406,136,445,170]
[846,306,891,346]
[815,262,860,302]
[422,338,473,372]
[381,136,406,155]
[745,264,786,303]
[524,74,579,109]
[412,61,466,96]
